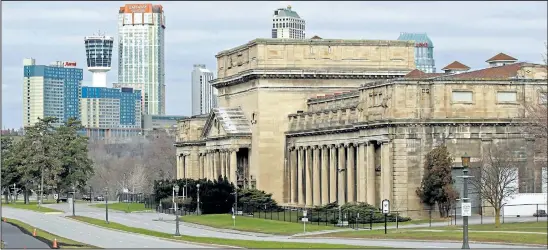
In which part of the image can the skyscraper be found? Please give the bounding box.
[271,5,305,39]
[191,64,216,115]
[85,33,114,87]
[118,3,166,115]
[397,33,436,73]
[23,58,83,127]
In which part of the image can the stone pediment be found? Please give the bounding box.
[201,107,252,139]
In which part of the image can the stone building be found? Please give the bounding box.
[175,38,547,214]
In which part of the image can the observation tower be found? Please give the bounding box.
[84,32,114,87]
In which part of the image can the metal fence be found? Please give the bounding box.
[117,193,147,203]
[144,194,548,229]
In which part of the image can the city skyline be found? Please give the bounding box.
[2,1,547,128]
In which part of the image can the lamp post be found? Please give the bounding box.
[104,187,109,224]
[196,184,201,215]
[460,153,471,249]
[173,184,180,236]
[72,185,76,216]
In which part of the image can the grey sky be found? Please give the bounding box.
[2,1,547,129]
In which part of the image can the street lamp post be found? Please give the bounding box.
[460,153,471,249]
[173,184,180,236]
[72,185,76,216]
[104,187,109,224]
[196,184,201,215]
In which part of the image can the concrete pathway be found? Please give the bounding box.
[39,202,545,249]
[1,207,211,248]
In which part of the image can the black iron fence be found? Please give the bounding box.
[117,193,147,203]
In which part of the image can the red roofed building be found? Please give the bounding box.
[486,53,518,67]
[441,61,471,74]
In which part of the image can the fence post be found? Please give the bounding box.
[270,208,273,220]
[396,211,399,229]
[537,204,539,222]
[454,206,457,225]
[502,206,505,224]
[429,209,432,227]
[370,210,373,230]
[480,205,483,224]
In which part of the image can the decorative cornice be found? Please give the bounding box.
[286,118,526,137]
[174,141,206,147]
[211,69,407,88]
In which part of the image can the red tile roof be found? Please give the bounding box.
[442,61,471,71]
[403,69,446,79]
[486,53,517,62]
[439,62,526,80]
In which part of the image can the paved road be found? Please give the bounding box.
[1,207,211,248]
[41,203,545,248]
[1,221,51,249]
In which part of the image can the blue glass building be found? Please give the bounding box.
[23,59,83,127]
[80,86,142,129]
[397,33,436,73]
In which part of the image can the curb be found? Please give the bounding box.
[65,217,240,249]
[175,220,276,238]
[299,236,547,247]
[44,212,64,215]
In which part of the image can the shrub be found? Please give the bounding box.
[305,202,411,224]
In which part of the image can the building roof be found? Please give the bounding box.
[202,107,251,137]
[403,69,445,79]
[274,6,301,18]
[441,61,471,71]
[437,62,529,80]
[311,35,322,39]
[486,53,518,62]
[397,32,434,47]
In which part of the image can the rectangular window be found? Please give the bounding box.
[497,91,517,103]
[539,92,547,105]
[452,91,473,103]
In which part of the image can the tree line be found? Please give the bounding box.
[1,117,94,203]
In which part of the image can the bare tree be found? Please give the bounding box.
[87,131,176,197]
[470,143,520,228]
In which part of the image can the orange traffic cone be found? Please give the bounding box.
[33,228,37,237]
[52,238,58,249]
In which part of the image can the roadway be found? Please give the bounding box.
[1,207,211,248]
[1,221,51,249]
[38,202,545,248]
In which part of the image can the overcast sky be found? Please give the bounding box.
[2,1,547,129]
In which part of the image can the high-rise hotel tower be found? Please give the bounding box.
[191,64,216,116]
[271,5,305,39]
[85,33,114,87]
[118,3,166,115]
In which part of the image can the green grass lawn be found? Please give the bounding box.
[2,217,96,248]
[3,202,63,213]
[311,221,548,245]
[69,216,387,249]
[94,203,149,213]
[446,221,548,233]
[182,214,336,235]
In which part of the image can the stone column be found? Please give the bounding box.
[230,149,238,185]
[305,146,313,206]
[313,146,321,206]
[338,144,346,205]
[357,142,366,202]
[381,141,392,202]
[208,151,213,180]
[183,154,187,179]
[321,145,329,204]
[347,144,356,203]
[329,145,337,203]
[176,155,182,179]
[198,154,203,179]
[204,152,209,179]
[297,147,305,206]
[290,148,298,204]
[366,142,376,205]
[221,150,227,179]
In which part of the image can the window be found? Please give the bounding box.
[497,91,517,103]
[540,92,547,105]
[452,91,473,103]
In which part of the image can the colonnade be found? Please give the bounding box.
[195,149,238,183]
[288,141,392,207]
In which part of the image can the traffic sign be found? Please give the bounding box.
[303,210,307,217]
[382,199,390,214]
[301,217,308,222]
[461,202,472,217]
[53,194,59,199]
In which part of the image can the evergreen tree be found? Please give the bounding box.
[416,145,458,217]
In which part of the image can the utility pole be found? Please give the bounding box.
[459,153,472,249]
